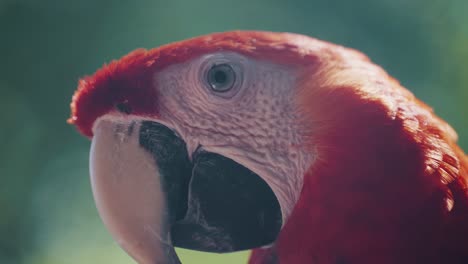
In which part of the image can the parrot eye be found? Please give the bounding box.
[206,63,236,93]
[198,53,247,98]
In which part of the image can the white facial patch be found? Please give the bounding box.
[154,52,315,223]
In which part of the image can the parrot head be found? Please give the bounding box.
[69,31,468,264]
[69,31,323,263]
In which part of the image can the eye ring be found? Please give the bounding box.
[206,63,236,93]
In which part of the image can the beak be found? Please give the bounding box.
[90,119,282,264]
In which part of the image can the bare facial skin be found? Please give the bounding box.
[155,52,314,221]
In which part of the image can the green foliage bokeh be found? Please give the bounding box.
[1,0,466,263]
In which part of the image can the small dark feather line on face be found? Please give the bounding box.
[115,100,132,114]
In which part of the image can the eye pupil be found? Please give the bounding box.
[214,70,227,84]
[207,63,236,92]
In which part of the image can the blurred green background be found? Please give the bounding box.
[1,0,467,263]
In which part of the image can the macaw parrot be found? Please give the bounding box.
[69,31,468,264]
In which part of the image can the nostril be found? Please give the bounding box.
[115,101,132,114]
